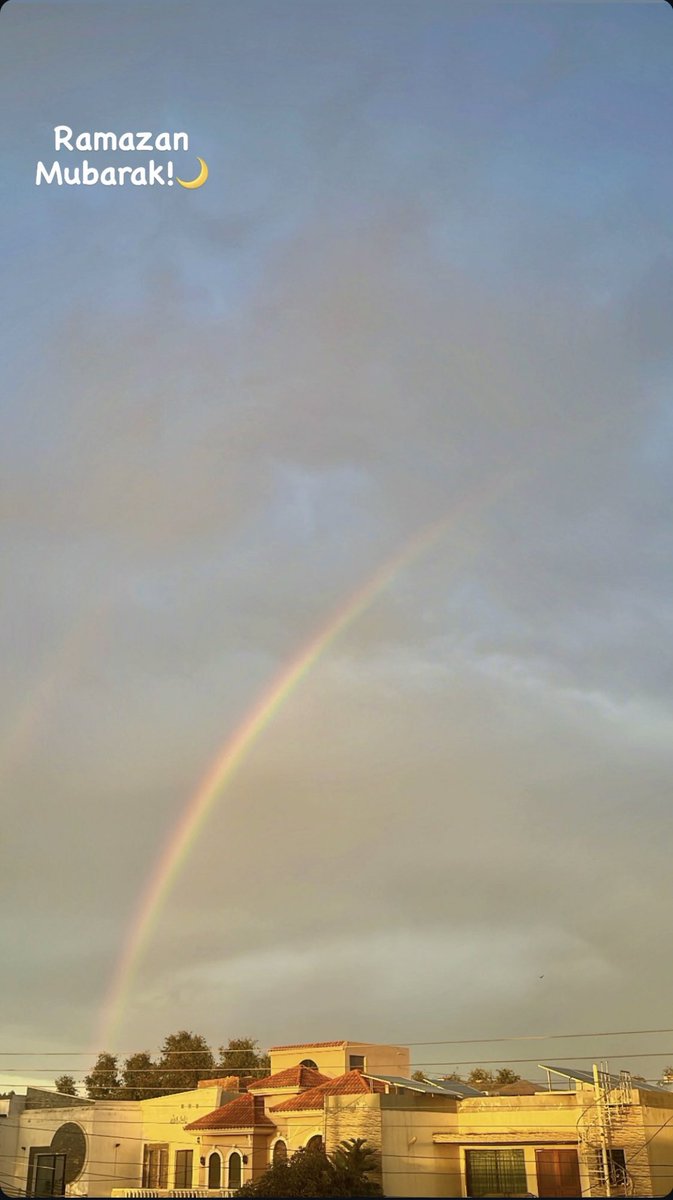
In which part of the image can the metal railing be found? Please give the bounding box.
[111,1190,235,1198]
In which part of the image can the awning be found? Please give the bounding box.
[433,1131,578,1145]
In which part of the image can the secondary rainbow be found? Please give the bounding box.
[97,475,516,1051]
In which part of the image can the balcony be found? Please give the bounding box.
[111,1191,235,1198]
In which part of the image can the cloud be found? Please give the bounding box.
[1,0,672,1080]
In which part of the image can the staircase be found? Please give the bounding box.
[576,1065,634,1197]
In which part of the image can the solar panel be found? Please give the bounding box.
[539,1064,673,1095]
[366,1074,484,1098]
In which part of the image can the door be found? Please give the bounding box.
[536,1149,581,1197]
[32,1154,66,1197]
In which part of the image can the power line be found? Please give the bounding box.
[6,1049,673,1073]
[7,1025,673,1054]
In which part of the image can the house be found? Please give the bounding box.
[0,1082,233,1198]
[7,1047,673,1197]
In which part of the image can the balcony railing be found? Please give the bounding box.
[111,1190,235,1198]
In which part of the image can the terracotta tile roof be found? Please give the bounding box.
[249,1065,329,1091]
[270,1070,385,1112]
[184,1093,274,1131]
[269,1041,347,1051]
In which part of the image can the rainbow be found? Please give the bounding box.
[97,474,517,1051]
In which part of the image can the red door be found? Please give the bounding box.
[536,1149,581,1197]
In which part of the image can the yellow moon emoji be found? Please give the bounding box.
[176,157,209,189]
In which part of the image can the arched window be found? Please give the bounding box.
[306,1135,323,1153]
[228,1151,242,1191]
[299,1058,318,1070]
[207,1152,221,1189]
[272,1140,288,1165]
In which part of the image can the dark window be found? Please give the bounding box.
[228,1152,242,1190]
[51,1123,87,1184]
[272,1140,288,1165]
[142,1144,168,1189]
[595,1148,627,1187]
[349,1055,366,1072]
[300,1058,318,1070]
[306,1135,324,1153]
[208,1153,221,1189]
[466,1149,528,1196]
[174,1149,193,1188]
[32,1154,66,1197]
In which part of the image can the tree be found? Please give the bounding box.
[216,1037,270,1081]
[236,1141,382,1198]
[411,1070,426,1082]
[660,1067,673,1086]
[119,1051,162,1100]
[54,1075,78,1096]
[157,1030,215,1092]
[85,1053,121,1099]
[330,1137,382,1195]
[442,1071,465,1082]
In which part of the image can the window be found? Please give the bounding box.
[228,1152,242,1190]
[208,1153,221,1189]
[32,1154,66,1197]
[306,1135,324,1153]
[142,1144,168,1189]
[272,1140,288,1165]
[174,1150,193,1189]
[349,1055,366,1072]
[300,1058,318,1070]
[466,1149,528,1197]
[595,1148,627,1187]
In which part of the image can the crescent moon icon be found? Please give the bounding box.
[176,157,209,189]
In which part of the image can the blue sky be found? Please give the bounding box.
[2,0,673,1091]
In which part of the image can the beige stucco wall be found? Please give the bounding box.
[268,1041,409,1079]
[9,1100,143,1197]
[139,1085,237,1192]
[379,1095,460,1198]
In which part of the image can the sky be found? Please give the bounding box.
[2,0,673,1095]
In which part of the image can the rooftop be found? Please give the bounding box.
[269,1041,347,1051]
[185,1093,274,1131]
[270,1069,386,1113]
[249,1065,329,1091]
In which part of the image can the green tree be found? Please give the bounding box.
[119,1051,162,1100]
[54,1075,78,1096]
[330,1137,382,1195]
[158,1030,215,1092]
[85,1052,121,1099]
[216,1036,270,1081]
[237,1141,382,1198]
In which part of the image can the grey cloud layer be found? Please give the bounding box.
[2,0,672,1081]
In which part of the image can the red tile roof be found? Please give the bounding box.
[270,1070,386,1112]
[249,1065,329,1091]
[269,1041,347,1051]
[185,1093,274,1131]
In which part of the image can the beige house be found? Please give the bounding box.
[265,1039,410,1081]
[180,1052,673,1198]
[6,1046,673,1197]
